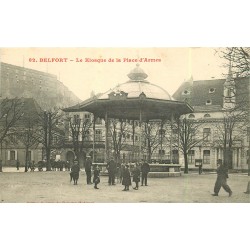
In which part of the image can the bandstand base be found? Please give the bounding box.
[148,172,181,178]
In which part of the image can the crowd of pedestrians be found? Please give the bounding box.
[73,155,151,191]
[0,155,234,197]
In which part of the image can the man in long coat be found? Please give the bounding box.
[212,159,232,197]
[122,165,131,191]
[141,159,150,186]
[85,155,92,184]
[107,157,116,185]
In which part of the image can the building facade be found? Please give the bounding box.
[173,75,249,171]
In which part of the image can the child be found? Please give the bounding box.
[93,165,100,189]
[132,163,141,190]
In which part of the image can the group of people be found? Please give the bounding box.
[117,160,150,191]
[76,156,233,197]
[72,156,151,191]
[15,160,38,171]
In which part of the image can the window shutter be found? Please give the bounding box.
[7,151,10,160]
[15,150,18,160]
[31,150,34,161]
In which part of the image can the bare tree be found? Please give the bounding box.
[143,120,168,162]
[218,47,250,173]
[214,110,247,170]
[218,47,250,77]
[13,118,40,172]
[173,116,204,174]
[37,108,64,171]
[109,118,129,162]
[67,114,92,161]
[0,98,24,145]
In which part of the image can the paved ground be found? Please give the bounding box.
[0,167,250,203]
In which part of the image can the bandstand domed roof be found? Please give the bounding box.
[98,64,173,101]
[63,64,193,120]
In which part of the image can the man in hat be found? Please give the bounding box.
[70,159,80,185]
[85,155,92,184]
[212,159,232,197]
[141,159,150,186]
[107,157,116,185]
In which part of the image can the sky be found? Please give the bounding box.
[0,47,227,101]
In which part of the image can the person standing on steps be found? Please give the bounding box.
[212,159,232,197]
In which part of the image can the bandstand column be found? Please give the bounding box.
[177,116,180,164]
[92,114,96,162]
[132,120,135,162]
[105,111,109,163]
[170,113,174,163]
[139,108,142,161]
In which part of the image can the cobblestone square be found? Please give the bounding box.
[1,169,250,203]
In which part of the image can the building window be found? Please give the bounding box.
[28,151,32,161]
[204,113,211,118]
[226,87,234,98]
[95,130,102,141]
[10,150,16,161]
[52,135,58,145]
[188,114,195,119]
[73,115,80,124]
[203,128,211,141]
[126,134,130,139]
[209,88,215,93]
[182,90,190,95]
[203,150,210,164]
[95,117,102,124]
[188,150,195,164]
[84,113,90,122]
[83,130,90,141]
[135,135,138,141]
[159,149,165,155]
[206,100,212,105]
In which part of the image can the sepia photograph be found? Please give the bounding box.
[1,2,250,250]
[0,47,250,203]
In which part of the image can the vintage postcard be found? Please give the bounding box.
[0,47,249,203]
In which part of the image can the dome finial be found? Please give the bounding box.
[127,64,148,81]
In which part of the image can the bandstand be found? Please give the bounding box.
[64,64,193,177]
